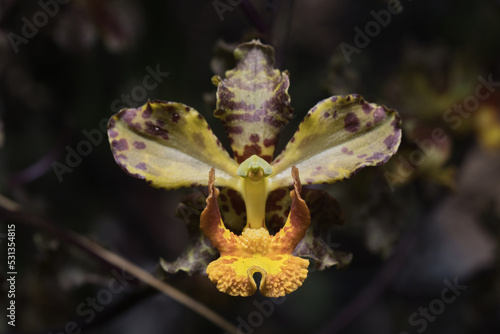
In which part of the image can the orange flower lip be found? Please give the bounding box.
[200,166,311,297]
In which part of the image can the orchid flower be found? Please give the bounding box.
[107,40,401,297]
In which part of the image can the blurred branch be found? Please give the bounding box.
[0,198,237,334]
[9,145,63,186]
[0,194,21,212]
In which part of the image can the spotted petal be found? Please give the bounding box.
[269,95,402,190]
[213,40,293,164]
[108,100,240,189]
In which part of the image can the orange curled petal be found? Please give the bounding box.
[202,167,311,297]
[272,166,311,253]
[199,168,237,253]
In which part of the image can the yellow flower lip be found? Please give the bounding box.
[200,166,311,297]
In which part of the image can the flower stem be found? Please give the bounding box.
[241,177,269,229]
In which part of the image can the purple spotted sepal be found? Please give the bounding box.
[213,40,293,164]
[268,94,402,191]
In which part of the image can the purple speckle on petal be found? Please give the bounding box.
[135,162,147,170]
[362,103,373,114]
[171,113,180,123]
[249,134,260,143]
[134,141,146,149]
[145,121,169,140]
[342,147,353,155]
[368,152,385,160]
[112,138,128,151]
[123,110,137,124]
[142,104,152,119]
[344,112,360,133]
[384,134,399,150]
[374,107,386,123]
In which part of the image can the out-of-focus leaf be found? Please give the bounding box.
[269,94,402,190]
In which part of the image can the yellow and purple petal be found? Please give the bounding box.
[108,100,240,189]
[213,40,293,164]
[269,94,402,190]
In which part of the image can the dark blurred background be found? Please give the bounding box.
[1,0,500,333]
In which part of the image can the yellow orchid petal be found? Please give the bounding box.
[200,166,311,297]
[269,94,402,190]
[108,100,240,189]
